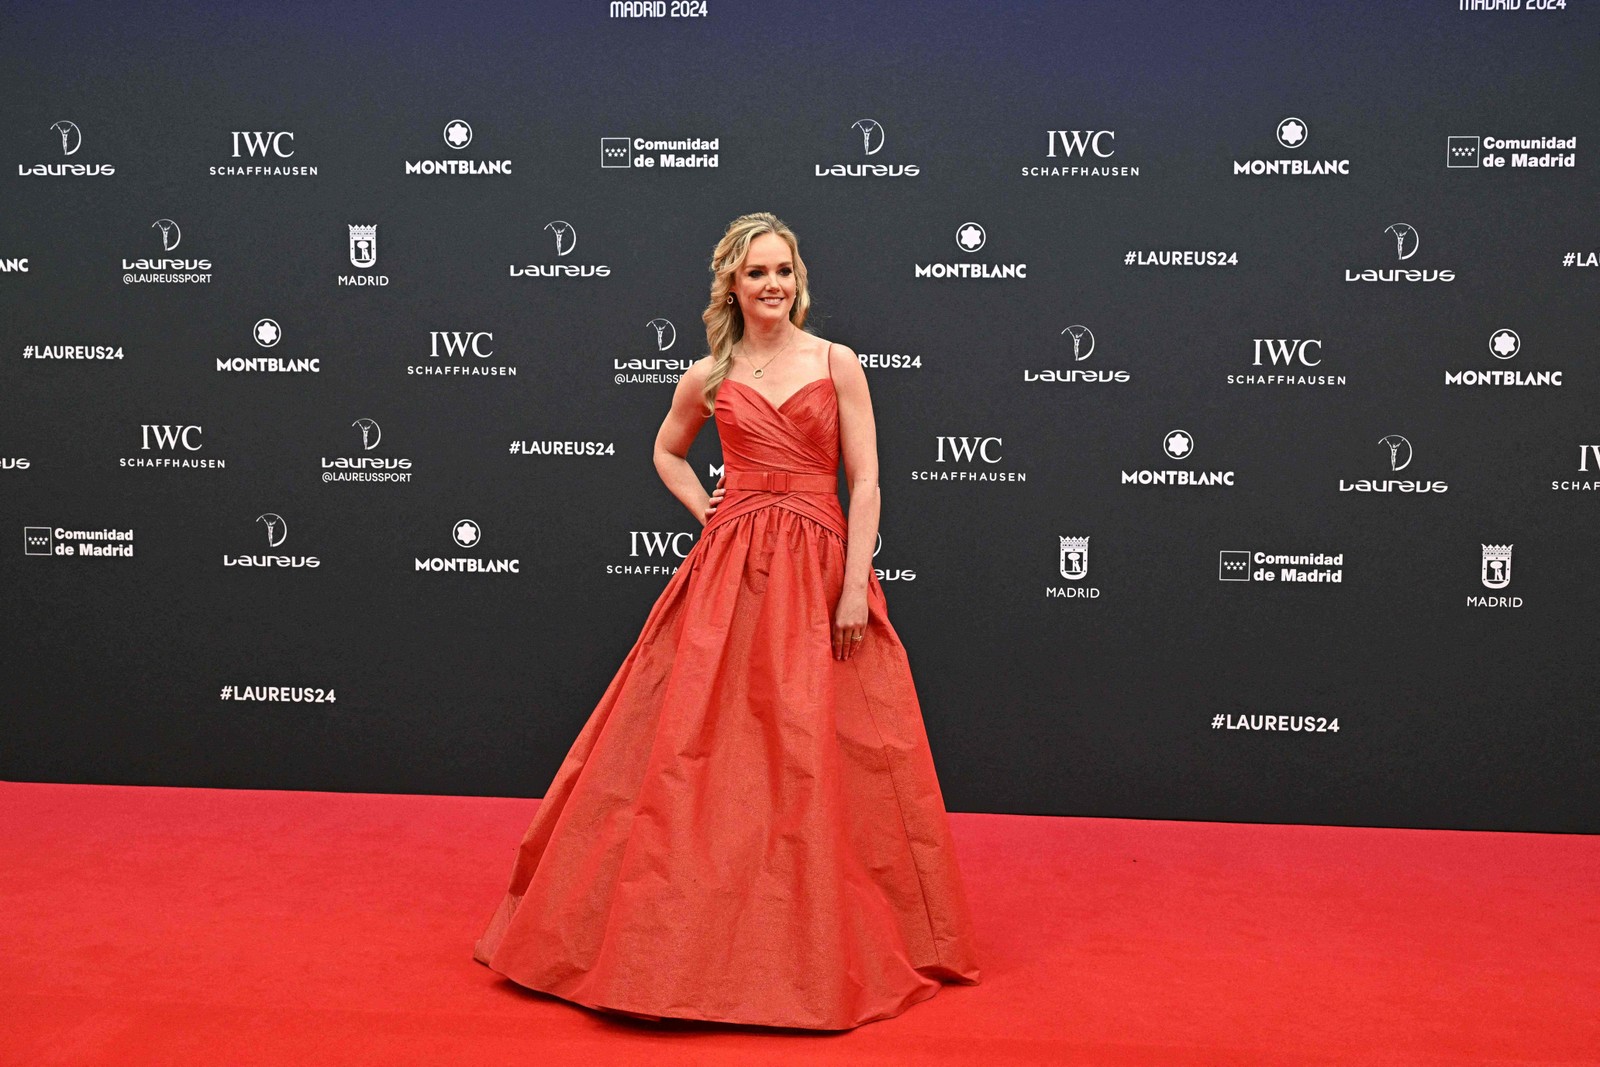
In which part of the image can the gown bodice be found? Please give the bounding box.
[706,377,846,540]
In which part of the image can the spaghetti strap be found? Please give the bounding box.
[825,341,833,382]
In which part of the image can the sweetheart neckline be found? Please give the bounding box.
[721,377,834,415]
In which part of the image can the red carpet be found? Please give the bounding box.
[1,781,1594,1066]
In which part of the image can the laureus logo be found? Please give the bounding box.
[852,119,885,155]
[1346,223,1452,283]
[51,120,82,155]
[321,418,413,482]
[223,511,317,568]
[1385,223,1419,261]
[152,219,181,251]
[1061,324,1094,361]
[1379,434,1412,471]
[509,220,610,278]
[545,220,577,256]
[123,219,209,276]
[19,119,113,177]
[258,512,287,547]
[1022,323,1128,385]
[1339,435,1446,494]
[353,418,382,450]
[646,318,676,351]
[814,117,920,178]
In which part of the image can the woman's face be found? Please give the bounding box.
[732,232,795,326]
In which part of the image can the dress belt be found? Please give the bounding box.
[723,469,837,493]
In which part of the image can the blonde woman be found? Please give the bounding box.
[473,212,979,1030]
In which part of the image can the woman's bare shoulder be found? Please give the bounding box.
[680,354,718,388]
[816,337,862,377]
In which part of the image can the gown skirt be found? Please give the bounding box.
[472,371,981,1030]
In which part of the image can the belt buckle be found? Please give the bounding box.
[768,470,791,492]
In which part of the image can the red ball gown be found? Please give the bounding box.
[473,350,981,1030]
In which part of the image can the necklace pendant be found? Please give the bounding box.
[752,368,764,378]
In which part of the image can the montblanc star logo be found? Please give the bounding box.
[1276,117,1308,149]
[956,222,986,252]
[1490,329,1520,359]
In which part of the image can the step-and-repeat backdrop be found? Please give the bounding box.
[3,1,1595,832]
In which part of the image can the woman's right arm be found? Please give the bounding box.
[652,359,721,526]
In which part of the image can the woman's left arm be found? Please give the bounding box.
[834,345,879,659]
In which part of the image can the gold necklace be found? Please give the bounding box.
[738,327,797,379]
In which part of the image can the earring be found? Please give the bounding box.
[726,294,734,304]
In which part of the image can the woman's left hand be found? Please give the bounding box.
[832,586,869,660]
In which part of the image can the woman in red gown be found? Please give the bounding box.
[472,212,980,1030]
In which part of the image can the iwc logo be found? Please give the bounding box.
[1553,444,1600,492]
[123,424,224,471]
[611,528,698,577]
[913,435,1027,483]
[1023,129,1137,178]
[413,330,515,380]
[214,130,315,176]
[1228,338,1344,387]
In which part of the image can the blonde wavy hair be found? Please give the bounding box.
[700,212,813,412]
